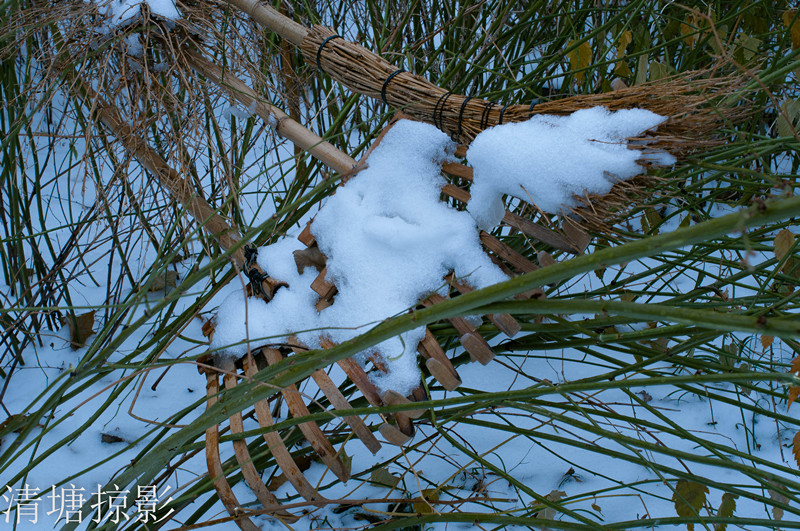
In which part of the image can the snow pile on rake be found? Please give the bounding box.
[212,109,671,395]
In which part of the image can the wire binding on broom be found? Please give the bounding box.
[315,33,342,72]
[299,24,750,149]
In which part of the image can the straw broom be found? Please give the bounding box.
[220,0,749,151]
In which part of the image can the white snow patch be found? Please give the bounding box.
[213,109,675,395]
[466,106,675,229]
[212,120,507,395]
[91,0,180,29]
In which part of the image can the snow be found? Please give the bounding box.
[212,111,675,396]
[3,81,797,530]
[90,0,180,29]
[212,119,508,396]
[466,106,675,229]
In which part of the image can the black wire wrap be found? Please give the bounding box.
[316,34,343,72]
[243,245,271,297]
[498,103,510,125]
[381,68,406,106]
[433,91,453,130]
[480,101,496,130]
[456,96,473,138]
[528,99,540,117]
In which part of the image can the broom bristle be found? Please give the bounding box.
[301,25,753,153]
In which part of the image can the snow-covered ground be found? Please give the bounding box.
[1,6,799,529]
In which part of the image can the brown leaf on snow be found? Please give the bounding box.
[793,431,800,470]
[774,229,796,261]
[788,387,800,410]
[201,317,216,340]
[769,487,788,520]
[790,355,800,375]
[293,246,326,274]
[61,311,96,350]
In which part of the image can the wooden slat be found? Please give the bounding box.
[442,161,473,181]
[311,267,338,299]
[298,222,315,246]
[309,369,382,454]
[447,275,521,337]
[318,338,384,407]
[205,374,264,531]
[222,371,297,520]
[289,337,381,454]
[502,210,575,253]
[479,231,538,273]
[261,349,350,482]
[441,183,471,203]
[424,293,494,365]
[379,422,412,446]
[243,356,321,501]
[383,390,425,419]
[417,328,461,390]
[336,357,384,407]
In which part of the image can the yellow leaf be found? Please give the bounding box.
[567,40,592,84]
[149,270,178,292]
[714,493,737,531]
[413,488,440,515]
[672,479,708,521]
[616,31,633,58]
[370,467,401,490]
[769,487,788,520]
[649,61,670,82]
[775,229,798,274]
[681,13,700,48]
[614,61,631,78]
[642,207,662,233]
[735,33,761,62]
[776,100,800,138]
[635,54,648,86]
[783,10,800,49]
[534,490,566,521]
[775,229,796,260]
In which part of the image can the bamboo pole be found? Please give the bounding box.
[185,49,356,175]
[216,0,747,147]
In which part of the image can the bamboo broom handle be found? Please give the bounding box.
[224,0,308,45]
[185,49,356,175]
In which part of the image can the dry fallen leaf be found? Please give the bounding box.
[412,488,440,515]
[293,246,326,274]
[760,335,774,350]
[672,479,708,530]
[61,311,96,350]
[714,493,737,531]
[149,270,178,292]
[792,431,800,470]
[768,487,788,520]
